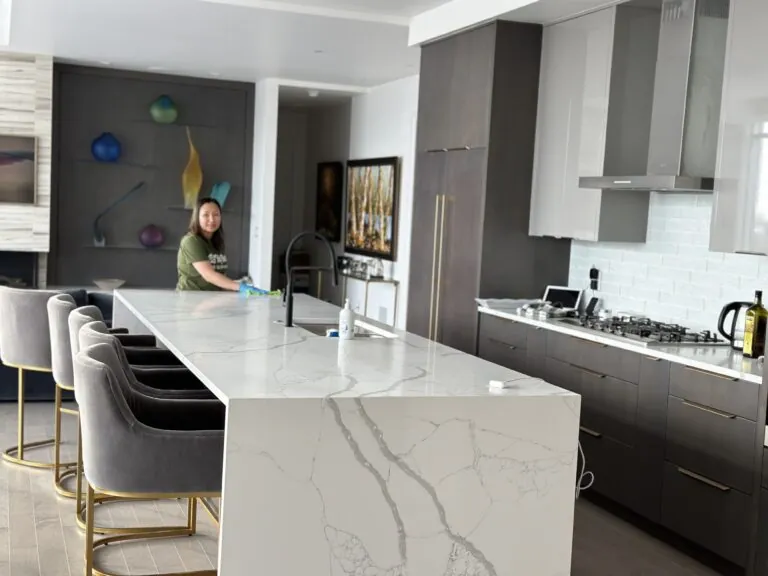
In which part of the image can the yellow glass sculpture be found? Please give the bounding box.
[182,126,203,209]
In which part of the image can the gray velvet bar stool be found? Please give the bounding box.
[74,342,223,576]
[47,294,83,497]
[0,285,76,469]
[68,309,217,534]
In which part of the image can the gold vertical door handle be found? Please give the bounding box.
[433,195,447,341]
[428,194,441,340]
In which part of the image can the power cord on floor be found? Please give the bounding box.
[576,441,594,499]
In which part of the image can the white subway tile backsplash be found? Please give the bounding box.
[568,192,768,328]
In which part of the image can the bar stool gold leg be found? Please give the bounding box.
[84,483,216,576]
[53,383,78,498]
[2,367,56,468]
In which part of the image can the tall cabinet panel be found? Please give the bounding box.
[406,152,445,340]
[529,8,615,240]
[408,21,572,355]
[435,149,487,353]
[710,0,768,255]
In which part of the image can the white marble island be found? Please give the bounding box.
[113,289,580,576]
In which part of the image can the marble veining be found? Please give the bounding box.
[114,289,576,403]
[479,306,764,385]
[113,289,581,575]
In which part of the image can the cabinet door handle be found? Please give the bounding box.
[489,338,516,350]
[683,365,738,382]
[428,195,441,340]
[736,250,768,257]
[681,399,736,419]
[433,195,447,339]
[580,426,602,438]
[573,365,606,379]
[644,356,662,362]
[677,467,731,492]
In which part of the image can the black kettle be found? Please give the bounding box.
[718,301,751,350]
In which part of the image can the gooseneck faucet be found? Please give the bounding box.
[284,231,339,327]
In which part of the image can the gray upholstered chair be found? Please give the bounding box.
[0,286,65,468]
[78,320,212,399]
[70,305,183,367]
[74,342,222,576]
[46,294,81,497]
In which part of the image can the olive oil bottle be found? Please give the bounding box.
[743,290,768,358]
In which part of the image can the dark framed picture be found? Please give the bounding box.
[0,134,36,204]
[344,156,400,261]
[315,161,344,242]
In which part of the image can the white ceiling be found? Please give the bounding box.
[500,0,623,24]
[202,0,453,22]
[7,0,424,86]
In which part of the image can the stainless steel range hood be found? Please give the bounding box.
[579,0,730,193]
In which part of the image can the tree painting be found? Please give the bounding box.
[344,157,399,261]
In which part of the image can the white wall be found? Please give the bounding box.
[249,79,279,288]
[569,193,767,331]
[346,75,419,329]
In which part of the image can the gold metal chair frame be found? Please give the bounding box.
[73,419,220,535]
[3,364,76,473]
[53,381,79,497]
[85,483,221,576]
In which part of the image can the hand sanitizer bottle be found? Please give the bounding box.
[339,299,355,340]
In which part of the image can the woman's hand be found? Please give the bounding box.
[191,260,240,291]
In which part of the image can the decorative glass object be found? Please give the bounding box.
[139,224,165,248]
[91,132,121,163]
[210,181,231,208]
[92,181,147,246]
[149,94,178,124]
[182,126,203,209]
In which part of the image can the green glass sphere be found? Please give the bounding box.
[149,95,178,124]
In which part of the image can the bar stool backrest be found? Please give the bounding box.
[47,294,77,387]
[68,306,105,362]
[0,286,62,370]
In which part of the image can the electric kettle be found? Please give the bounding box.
[718,301,751,350]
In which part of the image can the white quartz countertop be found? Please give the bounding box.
[479,306,764,385]
[113,289,577,404]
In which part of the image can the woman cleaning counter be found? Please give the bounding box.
[112,288,581,576]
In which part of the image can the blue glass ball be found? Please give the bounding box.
[91,132,122,163]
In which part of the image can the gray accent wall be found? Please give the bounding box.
[49,65,254,288]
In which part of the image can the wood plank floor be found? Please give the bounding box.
[0,403,727,575]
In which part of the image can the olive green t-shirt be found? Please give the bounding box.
[176,233,228,291]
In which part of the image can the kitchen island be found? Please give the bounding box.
[112,289,580,576]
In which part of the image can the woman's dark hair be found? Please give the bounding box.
[189,197,225,252]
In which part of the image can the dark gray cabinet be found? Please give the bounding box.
[408,21,571,354]
[417,24,495,152]
[476,311,768,569]
[661,461,751,567]
[758,489,768,576]
[407,152,445,340]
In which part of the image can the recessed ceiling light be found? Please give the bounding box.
[99,60,111,66]
[314,49,324,54]
[147,66,166,71]
[308,89,319,98]
[209,71,221,77]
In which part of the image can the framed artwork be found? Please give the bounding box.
[0,135,36,204]
[344,156,400,261]
[315,161,344,242]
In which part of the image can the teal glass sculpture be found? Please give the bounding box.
[149,95,178,124]
[210,181,231,208]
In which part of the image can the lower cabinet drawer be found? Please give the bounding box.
[525,351,547,381]
[666,395,756,494]
[579,369,638,448]
[544,357,580,394]
[757,489,768,576]
[478,313,528,349]
[580,431,661,522]
[661,461,751,567]
[478,335,529,374]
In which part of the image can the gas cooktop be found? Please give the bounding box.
[559,316,728,347]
